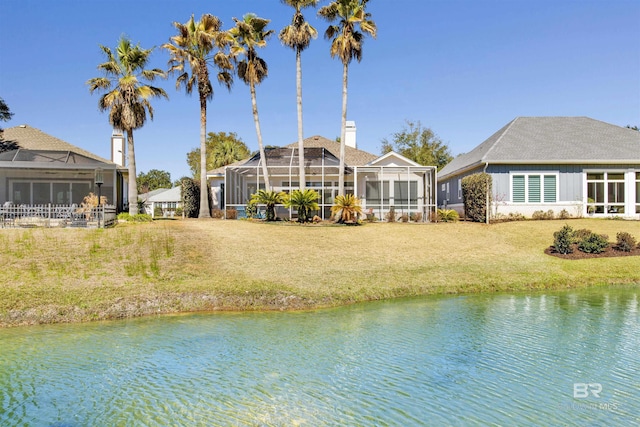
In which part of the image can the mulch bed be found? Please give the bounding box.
[545,244,640,260]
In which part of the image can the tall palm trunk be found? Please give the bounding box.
[296,47,305,191]
[251,82,271,191]
[338,61,349,197]
[126,129,138,215]
[198,94,211,218]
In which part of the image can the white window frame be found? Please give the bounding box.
[509,172,559,204]
[584,170,628,215]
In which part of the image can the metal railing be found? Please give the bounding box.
[0,204,116,228]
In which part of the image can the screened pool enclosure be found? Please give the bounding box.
[219,147,437,221]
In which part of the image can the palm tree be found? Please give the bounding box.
[163,14,233,218]
[250,189,287,221]
[87,36,168,215]
[279,0,318,191]
[318,0,376,196]
[331,194,363,223]
[228,13,274,191]
[285,188,319,223]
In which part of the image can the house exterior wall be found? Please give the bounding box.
[439,164,639,219]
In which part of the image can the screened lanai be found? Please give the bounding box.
[223,147,437,221]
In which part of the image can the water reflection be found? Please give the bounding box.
[0,286,638,426]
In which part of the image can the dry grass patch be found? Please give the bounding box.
[1,218,639,326]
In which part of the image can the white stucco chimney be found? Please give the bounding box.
[345,120,357,148]
[111,130,125,166]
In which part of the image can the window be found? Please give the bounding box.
[366,181,389,204]
[457,179,462,200]
[511,173,557,204]
[587,172,626,214]
[394,181,418,206]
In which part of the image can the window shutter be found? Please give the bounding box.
[528,175,541,203]
[544,175,556,203]
[513,175,525,203]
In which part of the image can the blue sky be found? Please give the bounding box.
[1,0,639,181]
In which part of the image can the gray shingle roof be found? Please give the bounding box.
[439,117,640,179]
[207,135,378,176]
[285,135,378,166]
[2,124,116,165]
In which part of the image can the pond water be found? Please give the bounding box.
[1,286,638,426]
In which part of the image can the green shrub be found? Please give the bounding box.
[615,232,637,252]
[553,224,574,254]
[133,213,152,222]
[437,209,459,223]
[174,207,183,217]
[573,228,593,241]
[577,232,609,254]
[154,206,164,217]
[117,212,131,221]
[180,178,200,218]
[461,172,492,222]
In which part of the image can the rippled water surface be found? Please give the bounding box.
[1,286,639,426]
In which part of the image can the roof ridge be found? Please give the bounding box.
[482,117,519,163]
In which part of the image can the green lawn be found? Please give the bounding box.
[1,218,639,326]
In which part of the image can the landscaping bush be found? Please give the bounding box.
[573,228,593,241]
[553,224,574,254]
[133,213,152,222]
[212,209,224,219]
[410,212,423,222]
[180,178,200,218]
[400,213,409,223]
[284,189,320,223]
[117,213,152,222]
[437,209,459,223]
[615,232,637,252]
[385,207,396,223]
[461,172,492,222]
[225,209,237,220]
[532,210,555,220]
[331,194,363,224]
[154,206,164,218]
[174,207,183,217]
[558,209,571,219]
[577,232,609,254]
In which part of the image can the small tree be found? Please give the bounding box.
[331,194,363,223]
[381,120,453,169]
[553,224,574,254]
[180,177,201,218]
[285,189,319,223]
[137,169,172,193]
[250,190,287,221]
[461,173,492,223]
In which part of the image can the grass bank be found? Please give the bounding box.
[1,218,639,327]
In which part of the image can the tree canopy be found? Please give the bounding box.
[186,131,250,179]
[137,169,172,193]
[381,120,453,170]
[0,96,14,143]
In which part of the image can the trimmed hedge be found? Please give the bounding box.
[461,172,492,223]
